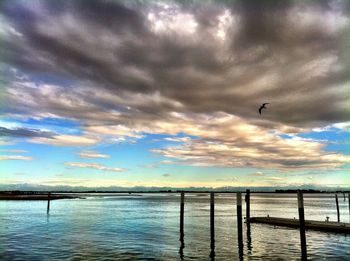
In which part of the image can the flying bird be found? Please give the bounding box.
[258,103,269,115]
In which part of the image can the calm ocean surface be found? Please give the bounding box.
[1,193,350,260]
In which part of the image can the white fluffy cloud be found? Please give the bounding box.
[30,134,99,146]
[0,155,33,161]
[78,151,110,159]
[65,162,126,173]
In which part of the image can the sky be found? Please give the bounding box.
[0,0,350,189]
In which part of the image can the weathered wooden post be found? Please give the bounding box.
[348,193,350,216]
[245,189,252,255]
[47,192,51,214]
[180,192,185,239]
[237,192,243,252]
[335,194,340,222]
[245,189,250,222]
[297,190,307,260]
[209,192,215,258]
[179,192,185,259]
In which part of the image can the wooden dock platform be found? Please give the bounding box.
[249,216,350,234]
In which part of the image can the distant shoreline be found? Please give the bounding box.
[1,189,349,197]
[0,193,80,200]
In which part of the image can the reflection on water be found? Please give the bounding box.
[246,221,252,254]
[209,237,215,261]
[179,234,185,260]
[1,193,350,260]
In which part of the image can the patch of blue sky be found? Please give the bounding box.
[91,136,162,170]
[0,117,83,135]
[278,128,350,153]
[1,141,77,178]
[298,129,350,154]
[88,133,197,172]
[299,128,350,141]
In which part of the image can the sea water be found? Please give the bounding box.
[1,193,350,260]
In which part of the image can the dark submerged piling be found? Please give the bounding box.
[179,192,185,259]
[47,192,51,214]
[297,190,307,260]
[335,194,340,222]
[245,190,252,255]
[245,189,250,222]
[209,192,215,259]
[180,192,184,238]
[237,192,243,257]
[348,193,350,216]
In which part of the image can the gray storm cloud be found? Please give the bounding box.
[1,0,350,170]
[1,0,349,127]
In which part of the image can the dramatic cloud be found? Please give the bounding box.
[150,112,350,170]
[79,151,110,159]
[2,0,349,126]
[65,162,126,173]
[1,0,349,171]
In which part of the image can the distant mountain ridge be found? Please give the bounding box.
[0,183,349,192]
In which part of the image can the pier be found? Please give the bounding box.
[175,190,350,260]
[249,216,350,233]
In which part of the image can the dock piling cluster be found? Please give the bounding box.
[177,190,346,259]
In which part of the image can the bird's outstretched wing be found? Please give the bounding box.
[258,103,270,115]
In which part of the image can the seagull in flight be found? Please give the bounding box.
[259,103,269,115]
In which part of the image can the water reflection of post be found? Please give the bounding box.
[246,219,252,255]
[47,192,51,214]
[179,192,185,259]
[209,192,215,260]
[179,241,184,260]
[237,192,244,260]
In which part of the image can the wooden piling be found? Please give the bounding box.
[179,192,185,259]
[348,193,350,216]
[335,194,340,222]
[47,192,51,214]
[210,192,215,258]
[237,192,243,250]
[180,192,185,239]
[245,189,250,222]
[297,190,307,260]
